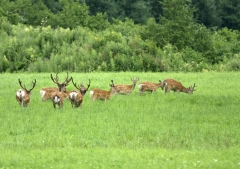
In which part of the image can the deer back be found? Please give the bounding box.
[164,79,196,94]
[138,80,164,94]
[90,80,117,102]
[40,87,58,101]
[115,77,139,94]
[51,91,67,108]
[69,90,83,107]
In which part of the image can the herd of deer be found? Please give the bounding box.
[16,73,197,108]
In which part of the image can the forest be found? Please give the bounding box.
[0,0,240,72]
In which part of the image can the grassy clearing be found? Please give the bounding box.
[0,72,240,168]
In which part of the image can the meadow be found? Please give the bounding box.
[0,72,240,168]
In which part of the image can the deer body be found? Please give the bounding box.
[69,90,83,108]
[16,79,36,107]
[69,79,91,108]
[40,87,58,101]
[114,78,139,95]
[51,91,67,109]
[163,79,196,94]
[90,80,117,102]
[138,80,164,95]
[40,73,72,102]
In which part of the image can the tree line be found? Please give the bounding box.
[1,0,240,30]
[0,0,240,72]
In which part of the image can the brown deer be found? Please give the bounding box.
[138,80,164,95]
[163,78,197,94]
[16,79,36,107]
[90,80,117,102]
[49,73,73,109]
[40,72,72,101]
[114,77,139,95]
[69,79,91,108]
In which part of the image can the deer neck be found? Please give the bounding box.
[181,87,190,93]
[131,83,136,90]
[109,88,116,96]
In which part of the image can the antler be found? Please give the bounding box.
[18,79,26,90]
[192,83,197,91]
[63,72,72,86]
[86,79,91,90]
[110,80,114,87]
[29,79,37,92]
[50,73,59,84]
[51,72,72,86]
[72,78,80,90]
[18,79,36,92]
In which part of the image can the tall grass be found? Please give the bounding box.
[0,72,240,168]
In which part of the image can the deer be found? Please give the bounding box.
[90,80,117,102]
[48,73,73,109]
[114,77,139,95]
[69,79,91,108]
[16,79,36,107]
[138,80,164,95]
[40,72,72,102]
[163,78,197,94]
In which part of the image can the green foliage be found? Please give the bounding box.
[1,0,240,73]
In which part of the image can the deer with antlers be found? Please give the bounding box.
[163,78,197,94]
[16,79,36,107]
[138,80,164,95]
[48,73,73,109]
[69,79,91,108]
[40,72,72,102]
[114,77,139,95]
[90,80,117,102]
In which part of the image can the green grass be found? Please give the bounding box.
[0,72,240,168]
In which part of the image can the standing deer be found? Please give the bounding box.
[163,78,197,94]
[90,80,117,102]
[114,77,139,95]
[40,72,72,101]
[69,79,91,108]
[138,80,164,95]
[16,79,36,107]
[49,73,73,109]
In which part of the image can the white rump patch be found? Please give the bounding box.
[138,84,144,89]
[69,91,77,99]
[53,96,60,103]
[40,90,46,98]
[90,90,94,96]
[16,89,25,98]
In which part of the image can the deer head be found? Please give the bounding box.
[72,79,91,96]
[50,72,72,92]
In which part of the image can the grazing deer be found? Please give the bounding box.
[90,80,117,102]
[114,77,139,95]
[40,72,72,101]
[16,79,36,107]
[138,80,164,95]
[163,78,197,94]
[69,79,91,108]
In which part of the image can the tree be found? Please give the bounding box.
[158,0,198,49]
[192,0,222,28]
[218,0,240,30]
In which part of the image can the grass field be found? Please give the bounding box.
[0,72,240,168]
